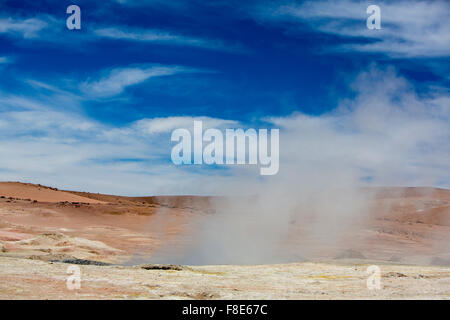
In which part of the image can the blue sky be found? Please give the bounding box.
[0,0,449,195]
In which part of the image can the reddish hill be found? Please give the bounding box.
[0,182,106,204]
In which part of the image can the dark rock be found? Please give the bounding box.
[140,264,184,271]
[384,272,407,278]
[51,258,112,266]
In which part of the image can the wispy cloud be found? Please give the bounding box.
[253,0,450,57]
[0,16,48,38]
[80,65,191,98]
[136,116,238,134]
[94,27,247,53]
[0,14,246,53]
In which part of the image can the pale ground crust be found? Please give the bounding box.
[0,256,449,299]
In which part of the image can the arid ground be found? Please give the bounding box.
[0,182,449,299]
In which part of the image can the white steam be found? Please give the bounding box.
[146,65,450,265]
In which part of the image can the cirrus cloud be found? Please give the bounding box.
[252,0,450,57]
[80,65,193,98]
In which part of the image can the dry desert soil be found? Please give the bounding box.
[0,182,449,299]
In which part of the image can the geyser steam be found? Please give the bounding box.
[138,66,450,265]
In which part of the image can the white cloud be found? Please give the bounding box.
[0,66,448,196]
[94,27,246,53]
[136,116,239,134]
[0,17,48,38]
[253,0,450,57]
[265,66,450,188]
[80,65,188,98]
[95,27,180,42]
[0,89,243,195]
